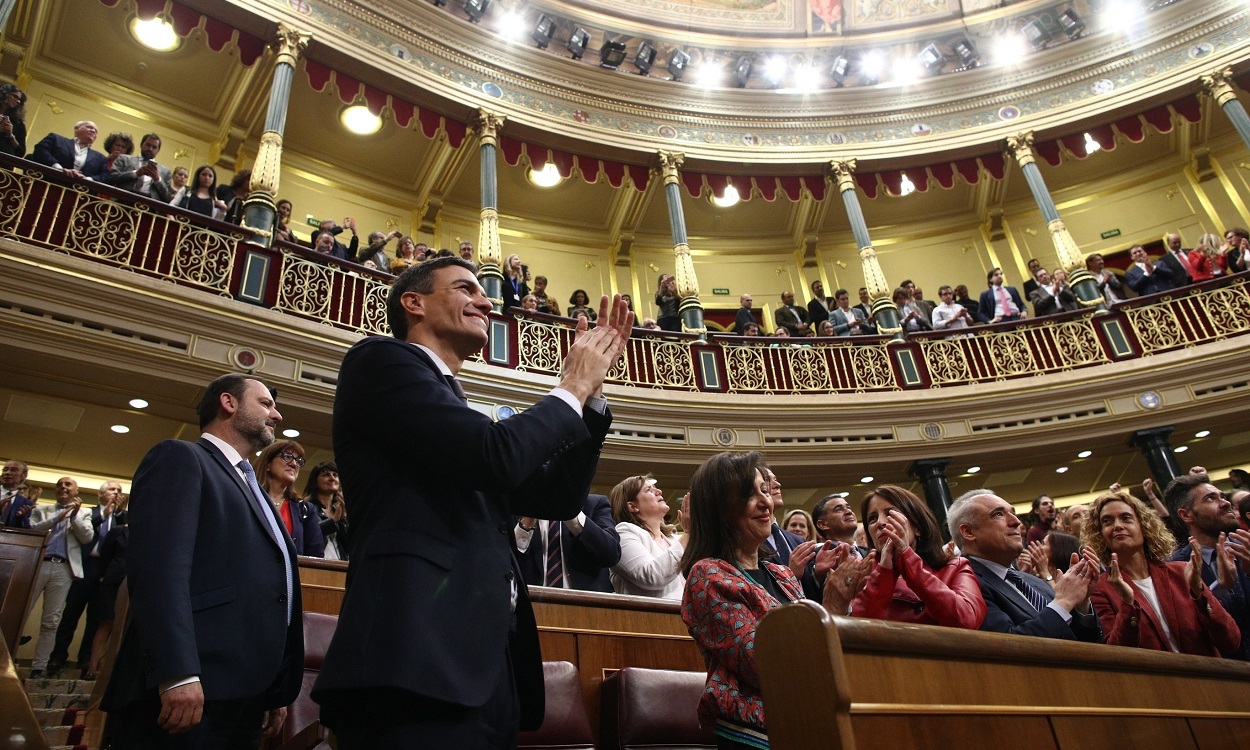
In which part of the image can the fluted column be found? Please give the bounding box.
[1005,132,1101,310]
[657,151,705,338]
[475,108,505,311]
[1201,67,1250,152]
[830,159,900,338]
[240,25,309,248]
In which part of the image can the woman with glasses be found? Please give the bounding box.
[0,84,26,157]
[253,439,325,557]
[303,461,350,560]
[609,474,686,600]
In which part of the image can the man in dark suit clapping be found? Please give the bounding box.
[29,120,108,181]
[313,256,632,749]
[948,489,1102,642]
[104,374,303,746]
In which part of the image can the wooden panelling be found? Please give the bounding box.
[1186,718,1250,750]
[853,715,1057,750]
[1049,716,1197,750]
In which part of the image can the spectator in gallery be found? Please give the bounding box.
[932,285,973,333]
[0,83,28,157]
[1224,228,1250,274]
[655,273,681,332]
[740,322,761,337]
[30,120,109,181]
[502,253,529,312]
[532,275,553,313]
[568,289,598,321]
[217,169,251,225]
[1125,244,1177,296]
[109,132,174,202]
[735,293,755,334]
[458,239,474,261]
[1086,253,1125,305]
[521,294,539,312]
[953,284,985,323]
[102,132,133,172]
[807,279,830,329]
[168,166,190,206]
[391,236,419,275]
[273,199,295,243]
[1189,233,1227,283]
[358,228,402,270]
[175,165,227,219]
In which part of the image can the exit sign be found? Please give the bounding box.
[1100,229,1121,240]
[713,287,730,295]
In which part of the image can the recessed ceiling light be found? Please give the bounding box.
[1055,466,1069,473]
[130,17,181,52]
[1077,450,1092,458]
[128,398,149,409]
[340,105,382,135]
[282,429,301,438]
[1195,430,1211,438]
[110,425,130,434]
[965,466,981,474]
[1175,445,1189,453]
[860,476,874,484]
[695,62,724,88]
[710,184,740,208]
[527,163,563,188]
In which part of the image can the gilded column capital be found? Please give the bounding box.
[829,159,857,193]
[474,108,505,148]
[673,242,700,299]
[657,151,685,186]
[858,245,891,300]
[249,131,283,195]
[273,24,311,68]
[1200,67,1238,107]
[1006,131,1036,168]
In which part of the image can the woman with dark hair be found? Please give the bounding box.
[609,474,685,600]
[391,236,418,274]
[253,439,324,557]
[655,273,680,332]
[567,289,597,321]
[217,169,250,224]
[0,83,27,157]
[852,485,986,629]
[681,451,869,750]
[101,132,134,172]
[1085,491,1239,657]
[176,165,227,219]
[303,460,350,560]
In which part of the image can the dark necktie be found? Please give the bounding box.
[545,522,564,588]
[445,375,468,404]
[1005,569,1049,612]
[770,525,791,558]
[238,460,294,625]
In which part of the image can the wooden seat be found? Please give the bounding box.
[756,599,1250,750]
[600,667,714,750]
[517,661,594,750]
[271,611,338,750]
[0,526,48,649]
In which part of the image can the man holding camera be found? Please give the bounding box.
[109,133,174,201]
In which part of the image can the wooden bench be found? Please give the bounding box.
[755,600,1250,750]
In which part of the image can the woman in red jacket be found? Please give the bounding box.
[851,485,986,629]
[1085,491,1240,657]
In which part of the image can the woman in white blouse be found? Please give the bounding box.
[609,474,686,600]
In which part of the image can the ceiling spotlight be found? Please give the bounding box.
[531,14,555,49]
[991,33,1027,66]
[1083,132,1101,154]
[710,184,740,208]
[762,55,787,87]
[918,43,945,72]
[498,9,525,40]
[668,48,690,81]
[792,63,820,91]
[600,40,627,69]
[111,424,131,434]
[1195,430,1211,438]
[527,163,563,187]
[635,40,657,75]
[952,38,978,68]
[1021,18,1053,49]
[891,56,922,85]
[463,0,490,23]
[829,55,850,86]
[897,173,916,196]
[282,428,301,438]
[859,50,885,80]
[732,55,753,87]
[567,27,590,60]
[1058,9,1085,38]
[966,466,981,474]
[130,17,180,52]
[1175,445,1190,453]
[1104,1,1146,27]
[860,475,874,484]
[1078,450,1093,458]
[695,62,723,88]
[128,398,149,409]
[1055,466,1069,473]
[341,105,382,135]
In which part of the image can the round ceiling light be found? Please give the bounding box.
[130,17,181,52]
[1174,445,1189,453]
[528,163,563,188]
[711,184,740,208]
[1195,430,1210,438]
[110,425,131,434]
[129,398,149,409]
[340,105,383,135]
[965,466,981,474]
[1077,450,1092,458]
[860,475,874,484]
[282,428,301,438]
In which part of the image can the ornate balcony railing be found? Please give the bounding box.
[4,156,1249,394]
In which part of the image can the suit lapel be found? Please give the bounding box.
[971,559,1035,617]
[196,438,286,553]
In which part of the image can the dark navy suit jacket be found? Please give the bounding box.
[978,285,1027,322]
[103,438,303,711]
[29,132,109,181]
[967,557,1101,642]
[312,337,610,732]
[1125,261,1177,296]
[1,491,35,528]
[515,493,620,593]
